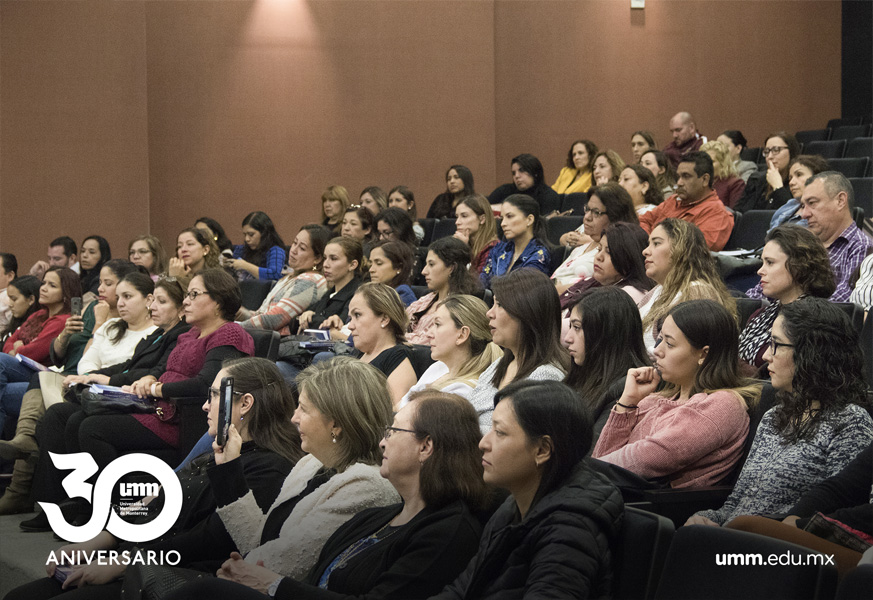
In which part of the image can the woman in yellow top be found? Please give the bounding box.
[552,140,598,195]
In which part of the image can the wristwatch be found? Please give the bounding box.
[267,576,284,598]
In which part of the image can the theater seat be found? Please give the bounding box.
[845,137,873,160]
[831,124,872,141]
[836,564,873,600]
[723,210,773,252]
[741,147,762,164]
[561,192,588,215]
[431,218,457,242]
[418,218,437,246]
[239,279,275,310]
[849,178,872,217]
[546,215,584,246]
[654,526,838,600]
[831,157,870,179]
[827,117,863,129]
[804,140,847,159]
[613,507,675,600]
[795,129,830,146]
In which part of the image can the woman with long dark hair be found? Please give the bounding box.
[593,300,761,488]
[368,240,416,306]
[228,211,287,281]
[552,140,598,195]
[78,235,111,297]
[488,153,560,216]
[480,194,551,291]
[687,298,873,527]
[388,186,425,242]
[618,164,663,215]
[195,216,234,253]
[428,164,475,219]
[564,287,651,439]
[0,276,42,344]
[469,269,568,432]
[432,379,623,598]
[735,131,801,212]
[640,150,677,197]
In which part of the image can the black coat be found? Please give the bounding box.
[273,500,482,599]
[93,320,191,386]
[488,183,561,216]
[432,460,624,600]
[734,171,792,213]
[309,277,362,329]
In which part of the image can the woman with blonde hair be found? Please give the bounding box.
[453,194,499,275]
[592,149,626,185]
[168,227,221,286]
[401,294,502,405]
[127,235,168,280]
[359,186,388,216]
[321,185,350,233]
[701,140,745,208]
[638,219,737,353]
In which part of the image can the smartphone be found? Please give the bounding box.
[304,329,330,341]
[216,376,234,447]
[71,297,82,318]
[53,565,73,583]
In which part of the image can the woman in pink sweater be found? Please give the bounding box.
[593,299,761,488]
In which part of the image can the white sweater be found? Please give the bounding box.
[77,318,157,374]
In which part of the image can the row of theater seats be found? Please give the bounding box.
[615,505,869,600]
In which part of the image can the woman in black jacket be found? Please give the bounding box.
[488,153,561,217]
[432,379,624,600]
[163,390,489,600]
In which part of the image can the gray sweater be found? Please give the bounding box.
[696,403,873,525]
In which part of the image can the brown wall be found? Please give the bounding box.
[1,0,841,269]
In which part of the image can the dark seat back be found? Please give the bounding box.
[795,129,831,145]
[613,507,675,600]
[654,526,838,600]
[831,157,870,178]
[249,329,281,361]
[836,564,873,600]
[239,279,275,311]
[827,117,863,129]
[724,210,773,251]
[831,124,872,141]
[561,192,588,215]
[431,218,457,242]
[845,137,873,160]
[418,218,437,246]
[849,178,873,216]
[804,139,847,159]
[546,215,584,245]
[740,147,762,164]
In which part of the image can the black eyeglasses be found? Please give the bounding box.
[207,387,244,403]
[768,337,794,354]
[383,426,417,439]
[186,290,209,301]
[762,146,789,156]
[584,205,607,218]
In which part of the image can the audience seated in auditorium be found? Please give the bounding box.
[29,236,79,280]
[388,186,425,242]
[564,287,652,440]
[552,139,597,195]
[195,217,234,253]
[368,240,416,306]
[641,149,677,197]
[718,130,758,183]
[237,225,330,336]
[747,171,873,302]
[488,153,560,216]
[77,235,111,299]
[128,235,168,281]
[618,164,663,215]
[374,207,418,247]
[428,165,475,219]
[226,211,287,282]
[407,237,480,344]
[0,275,40,346]
[559,222,653,311]
[739,225,835,374]
[593,299,760,488]
[687,298,873,527]
[340,205,376,255]
[346,283,421,408]
[769,154,831,230]
[480,194,551,290]
[630,130,656,163]
[702,139,746,208]
[321,185,350,234]
[729,442,873,577]
[663,111,706,168]
[401,294,502,405]
[0,252,18,333]
[168,227,221,289]
[453,194,500,275]
[638,219,737,353]
[7,358,302,597]
[592,149,625,185]
[639,152,734,251]
[551,183,638,293]
[432,379,623,599]
[168,390,489,600]
[358,186,388,216]
[469,269,567,432]
[735,131,801,212]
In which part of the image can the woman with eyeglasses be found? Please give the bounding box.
[226,211,287,282]
[10,358,303,597]
[166,390,490,600]
[551,183,638,294]
[687,298,873,528]
[735,131,801,212]
[593,300,760,488]
[20,269,255,531]
[128,235,168,281]
[374,208,418,247]
[431,380,623,599]
[738,225,835,375]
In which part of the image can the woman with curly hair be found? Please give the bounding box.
[687,297,873,526]
[552,139,598,195]
[591,150,626,185]
[637,219,737,353]
[738,225,835,373]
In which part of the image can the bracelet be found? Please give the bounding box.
[615,401,638,410]
[150,383,159,397]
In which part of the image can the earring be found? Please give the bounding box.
[381,323,386,328]
[331,432,337,444]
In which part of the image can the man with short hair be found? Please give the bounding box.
[29,236,79,279]
[748,172,872,302]
[663,111,705,169]
[639,152,734,251]
[0,252,17,332]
